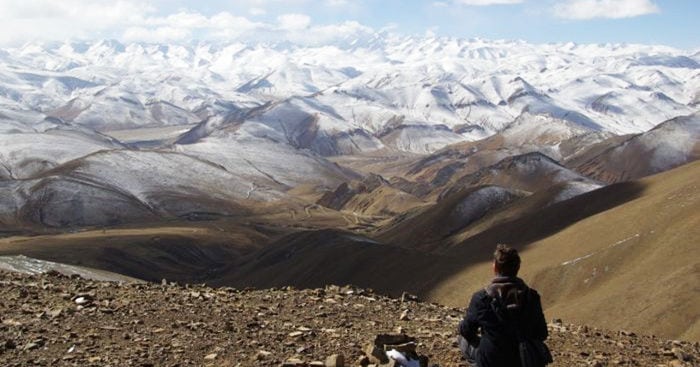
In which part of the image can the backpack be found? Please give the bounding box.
[488,283,527,314]
[486,284,553,367]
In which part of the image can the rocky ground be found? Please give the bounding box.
[0,270,697,367]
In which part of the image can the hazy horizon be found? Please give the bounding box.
[0,0,697,50]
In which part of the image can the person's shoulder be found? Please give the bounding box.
[518,278,540,295]
[469,287,490,304]
[526,286,541,297]
[525,286,542,305]
[467,288,490,313]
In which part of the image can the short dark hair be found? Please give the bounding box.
[494,244,520,276]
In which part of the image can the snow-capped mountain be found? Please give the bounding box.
[1,37,697,155]
[570,111,700,183]
[1,36,699,227]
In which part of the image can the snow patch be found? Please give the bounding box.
[561,233,641,266]
[552,181,602,204]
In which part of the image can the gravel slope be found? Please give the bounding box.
[1,270,697,366]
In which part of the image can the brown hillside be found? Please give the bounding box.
[1,161,698,341]
[377,185,526,251]
[430,160,700,340]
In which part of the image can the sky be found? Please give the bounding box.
[0,0,697,49]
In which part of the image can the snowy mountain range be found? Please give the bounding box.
[1,37,698,155]
[0,37,698,228]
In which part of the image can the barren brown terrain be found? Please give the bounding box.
[2,270,698,367]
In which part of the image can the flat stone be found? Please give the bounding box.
[282,358,306,366]
[364,343,388,364]
[672,347,691,361]
[23,342,41,351]
[374,334,414,346]
[257,350,272,360]
[48,308,63,318]
[325,353,344,367]
[383,341,417,354]
[73,296,92,305]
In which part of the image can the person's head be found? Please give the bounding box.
[493,244,520,277]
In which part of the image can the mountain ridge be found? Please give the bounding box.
[2,38,698,156]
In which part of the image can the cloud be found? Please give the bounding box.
[425,26,439,37]
[207,12,262,31]
[454,0,523,5]
[122,11,265,42]
[145,12,209,28]
[0,0,359,46]
[281,21,375,46]
[0,0,155,45]
[0,0,153,23]
[133,11,371,46]
[123,26,191,43]
[249,7,267,16]
[277,13,311,31]
[325,0,350,6]
[553,0,659,20]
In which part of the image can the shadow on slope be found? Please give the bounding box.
[210,229,455,297]
[0,225,269,283]
[446,180,646,258]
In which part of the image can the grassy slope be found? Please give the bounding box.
[429,160,700,340]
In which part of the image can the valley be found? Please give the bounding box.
[0,37,698,349]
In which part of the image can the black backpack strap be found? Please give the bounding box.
[486,284,531,342]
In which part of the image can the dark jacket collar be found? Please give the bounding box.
[491,275,525,285]
[486,276,527,297]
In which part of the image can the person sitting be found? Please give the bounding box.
[457,244,549,367]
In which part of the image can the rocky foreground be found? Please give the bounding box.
[0,270,697,367]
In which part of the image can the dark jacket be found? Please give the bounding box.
[458,276,548,367]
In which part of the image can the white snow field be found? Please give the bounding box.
[0,38,697,155]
